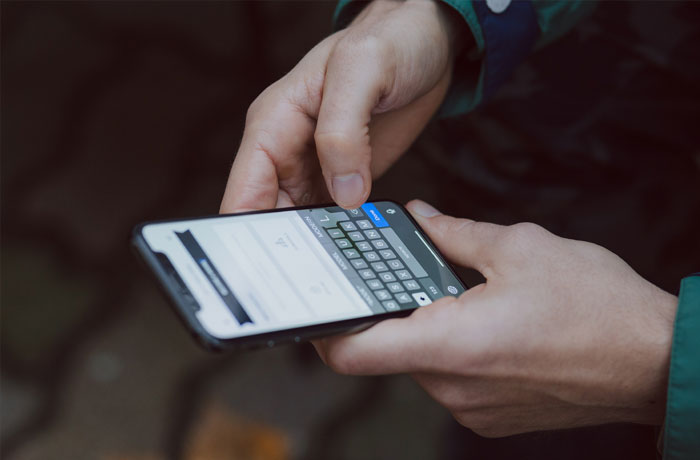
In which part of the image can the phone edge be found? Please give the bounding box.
[130,200,467,351]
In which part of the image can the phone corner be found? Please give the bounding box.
[130,222,148,245]
[195,333,227,353]
[371,197,408,209]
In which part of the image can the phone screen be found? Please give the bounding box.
[140,201,465,339]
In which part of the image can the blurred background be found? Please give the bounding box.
[2,1,699,459]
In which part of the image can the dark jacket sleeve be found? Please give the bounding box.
[664,274,700,460]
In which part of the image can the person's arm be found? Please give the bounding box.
[663,274,700,460]
[335,0,596,116]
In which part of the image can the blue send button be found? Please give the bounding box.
[361,203,389,228]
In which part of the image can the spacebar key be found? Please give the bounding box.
[379,227,428,278]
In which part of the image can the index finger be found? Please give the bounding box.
[314,296,458,375]
[220,99,316,213]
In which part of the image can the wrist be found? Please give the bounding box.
[626,286,678,425]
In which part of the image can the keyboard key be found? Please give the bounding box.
[412,291,432,306]
[359,269,376,279]
[372,239,388,250]
[327,228,344,238]
[386,282,404,293]
[375,290,392,301]
[383,300,400,311]
[356,241,372,251]
[382,227,428,277]
[395,292,412,304]
[318,212,345,228]
[370,262,388,272]
[347,231,365,241]
[366,279,383,290]
[403,280,420,290]
[379,249,397,260]
[348,208,363,217]
[419,278,443,298]
[340,221,357,231]
[327,209,348,220]
[363,251,380,262]
[364,229,380,239]
[379,272,396,282]
[343,249,360,259]
[351,259,368,269]
[387,259,404,270]
[395,270,412,280]
[335,238,351,249]
[357,219,373,229]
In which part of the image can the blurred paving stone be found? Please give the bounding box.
[11,283,207,460]
[328,376,448,460]
[0,377,43,440]
[206,344,364,459]
[104,404,290,460]
[206,345,448,459]
[181,403,289,460]
[1,244,98,368]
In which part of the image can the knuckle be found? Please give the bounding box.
[313,130,371,166]
[245,94,265,125]
[245,83,279,125]
[313,130,351,151]
[334,33,388,63]
[245,101,259,124]
[444,217,473,235]
[409,298,458,340]
[433,216,474,241]
[502,222,549,253]
[510,222,548,239]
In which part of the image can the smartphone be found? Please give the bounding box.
[132,200,467,351]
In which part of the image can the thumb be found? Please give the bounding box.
[314,42,390,209]
[406,200,505,276]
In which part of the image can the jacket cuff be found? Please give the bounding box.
[443,0,540,116]
[664,273,700,460]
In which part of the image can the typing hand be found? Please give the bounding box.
[220,0,462,212]
[315,200,677,437]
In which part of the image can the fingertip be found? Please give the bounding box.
[310,339,328,366]
[315,131,372,209]
[406,199,442,218]
[275,189,295,208]
[331,173,370,209]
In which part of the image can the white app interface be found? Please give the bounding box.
[143,211,371,338]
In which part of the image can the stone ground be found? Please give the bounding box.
[2,2,699,460]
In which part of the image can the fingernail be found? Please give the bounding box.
[411,200,441,218]
[332,174,364,207]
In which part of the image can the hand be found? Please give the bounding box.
[220,0,464,212]
[314,200,678,437]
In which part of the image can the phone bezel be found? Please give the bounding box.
[131,199,467,351]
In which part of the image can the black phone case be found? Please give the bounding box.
[130,200,467,351]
